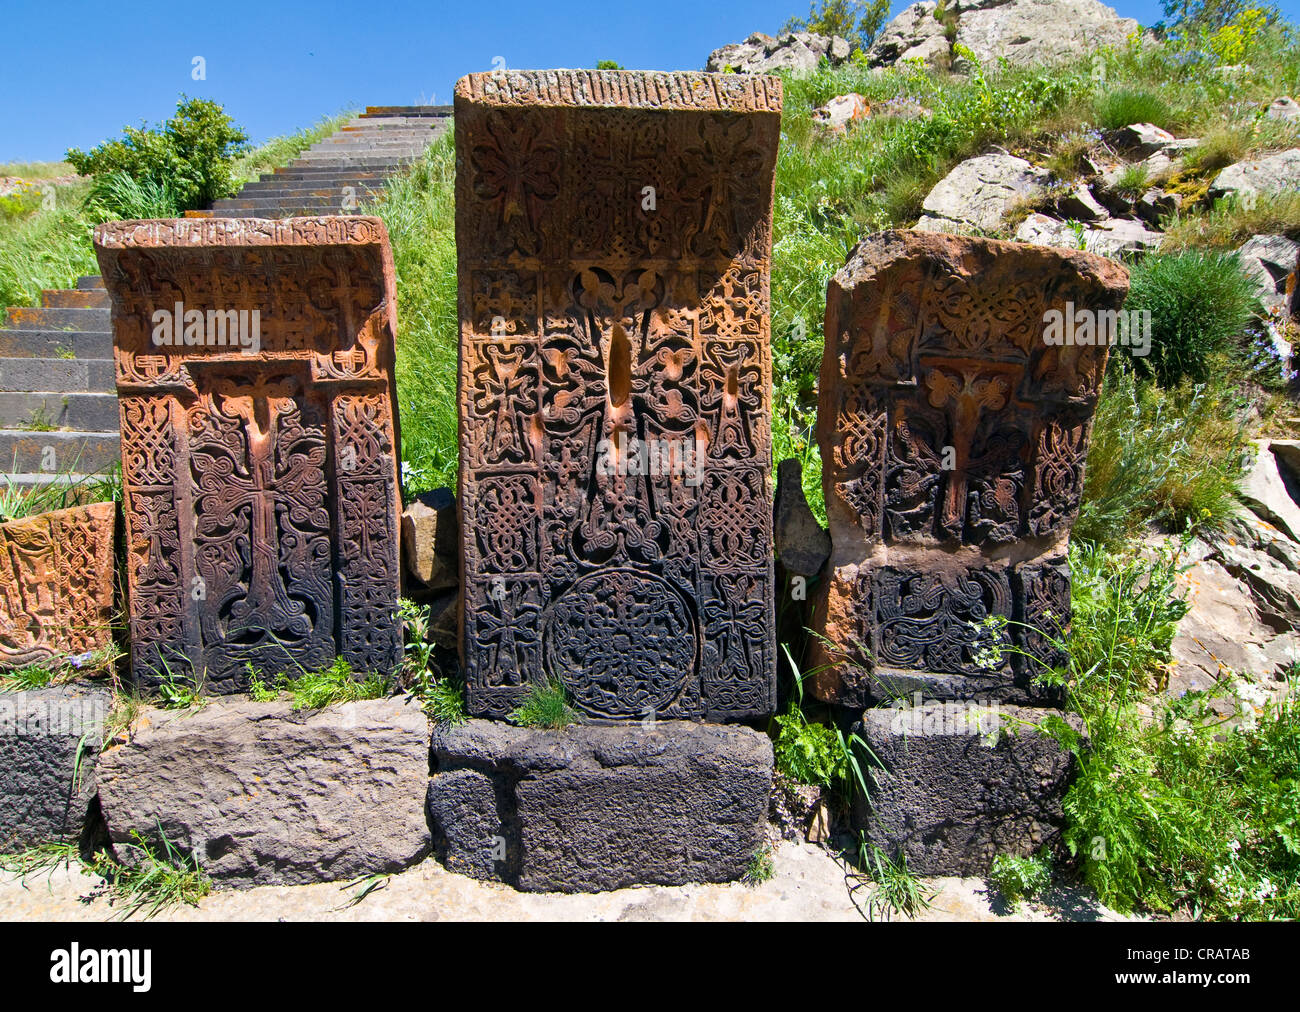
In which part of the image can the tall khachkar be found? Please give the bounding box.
[94,217,403,694]
[456,70,781,721]
[809,231,1130,707]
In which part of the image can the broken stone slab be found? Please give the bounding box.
[854,701,1083,876]
[0,684,111,850]
[866,1,950,68]
[774,458,831,577]
[1020,213,1163,258]
[1266,96,1299,122]
[1108,122,1177,158]
[427,719,773,892]
[914,153,1052,234]
[705,31,851,74]
[401,488,458,591]
[1054,184,1109,223]
[1236,234,1300,318]
[96,697,431,887]
[0,501,116,671]
[812,93,870,134]
[1211,148,1300,202]
[1136,188,1181,228]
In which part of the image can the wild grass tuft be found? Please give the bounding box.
[509,676,580,729]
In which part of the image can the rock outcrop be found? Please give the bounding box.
[706,31,851,74]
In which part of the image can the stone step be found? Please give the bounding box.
[1,306,111,331]
[0,357,115,393]
[288,157,416,169]
[0,391,119,430]
[212,199,364,214]
[234,183,387,198]
[0,429,120,474]
[362,105,452,117]
[42,288,111,309]
[265,167,395,180]
[0,329,113,359]
[76,276,106,291]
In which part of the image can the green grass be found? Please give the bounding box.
[0,643,122,693]
[990,849,1054,906]
[509,677,580,729]
[423,675,468,725]
[0,161,78,180]
[744,846,776,885]
[280,657,391,711]
[1077,368,1249,548]
[856,841,936,920]
[1162,190,1300,250]
[1094,87,1174,131]
[89,828,211,919]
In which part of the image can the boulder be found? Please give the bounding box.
[401,487,458,591]
[952,0,1139,69]
[914,153,1052,233]
[1109,122,1177,158]
[1211,148,1300,202]
[96,697,431,887]
[1054,184,1109,222]
[427,719,773,892]
[812,93,870,134]
[0,684,110,850]
[705,31,851,74]
[1015,212,1161,257]
[854,702,1083,876]
[1235,234,1300,318]
[1266,96,1300,123]
[774,458,831,577]
[866,1,951,68]
[1240,438,1300,544]
[1136,188,1181,228]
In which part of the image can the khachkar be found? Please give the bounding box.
[94,217,403,694]
[456,70,782,721]
[0,502,116,669]
[809,230,1130,707]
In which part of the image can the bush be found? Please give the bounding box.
[782,0,891,52]
[66,96,249,212]
[1120,249,1261,385]
[1077,368,1249,546]
[990,850,1053,905]
[1094,87,1175,130]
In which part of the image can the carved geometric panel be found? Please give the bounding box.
[0,502,116,670]
[94,217,403,694]
[456,70,782,721]
[809,231,1129,708]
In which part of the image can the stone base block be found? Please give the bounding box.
[96,697,431,887]
[427,720,773,893]
[0,684,110,850]
[854,702,1082,877]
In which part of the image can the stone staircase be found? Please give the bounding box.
[0,106,451,492]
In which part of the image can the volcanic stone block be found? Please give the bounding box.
[1,502,116,670]
[95,697,431,887]
[809,231,1129,708]
[93,217,404,694]
[854,702,1083,876]
[455,70,782,722]
[0,684,111,850]
[427,718,773,892]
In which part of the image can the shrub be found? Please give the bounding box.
[1077,368,1249,546]
[782,0,892,52]
[1094,88,1174,130]
[66,96,249,212]
[1120,249,1261,385]
[990,850,1053,905]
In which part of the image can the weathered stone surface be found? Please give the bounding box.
[0,684,110,850]
[455,71,780,722]
[915,154,1051,234]
[1019,213,1163,258]
[401,488,458,590]
[854,702,1082,876]
[866,2,950,68]
[1211,148,1300,202]
[812,93,870,134]
[706,31,851,74]
[1055,184,1108,223]
[774,458,831,577]
[953,0,1138,69]
[93,217,404,695]
[1241,439,1300,544]
[96,697,430,887]
[427,719,773,892]
[1109,122,1176,158]
[0,502,115,670]
[809,231,1129,708]
[1236,234,1300,318]
[1266,96,1300,122]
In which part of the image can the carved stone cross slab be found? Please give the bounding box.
[456,70,782,721]
[809,231,1130,707]
[94,217,403,694]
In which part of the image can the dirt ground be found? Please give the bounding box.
[0,841,1134,922]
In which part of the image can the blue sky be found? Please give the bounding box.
[1,0,1296,162]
